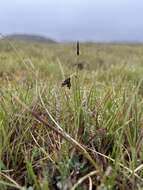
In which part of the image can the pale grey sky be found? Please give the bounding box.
[0,0,143,42]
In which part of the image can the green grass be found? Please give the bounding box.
[1,39,143,189]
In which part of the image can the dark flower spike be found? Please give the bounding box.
[61,77,71,89]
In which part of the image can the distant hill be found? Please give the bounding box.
[3,34,56,43]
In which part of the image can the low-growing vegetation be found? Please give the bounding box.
[0,39,143,189]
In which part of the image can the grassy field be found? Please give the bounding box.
[1,39,143,189]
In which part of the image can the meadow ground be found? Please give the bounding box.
[0,39,143,189]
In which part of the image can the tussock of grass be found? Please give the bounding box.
[0,40,143,189]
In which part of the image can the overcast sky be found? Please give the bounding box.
[0,0,143,42]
